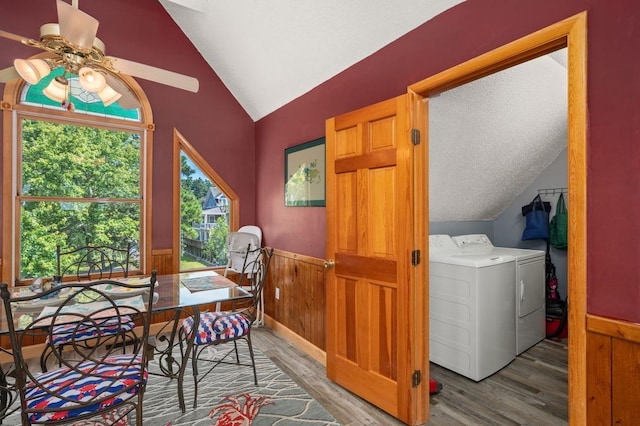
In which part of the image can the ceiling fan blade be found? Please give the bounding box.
[110,57,199,93]
[103,72,141,110]
[0,29,30,43]
[56,0,98,52]
[0,66,20,83]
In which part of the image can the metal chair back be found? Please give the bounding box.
[56,242,132,281]
[0,271,156,425]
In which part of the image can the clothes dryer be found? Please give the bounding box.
[429,235,516,381]
[452,234,546,355]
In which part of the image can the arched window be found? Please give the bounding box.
[2,63,154,284]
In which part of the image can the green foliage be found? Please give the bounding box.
[180,188,201,242]
[19,119,141,279]
[180,253,208,270]
[179,150,230,269]
[182,177,211,201]
[203,217,229,266]
[180,154,210,200]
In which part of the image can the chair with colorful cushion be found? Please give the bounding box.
[39,313,138,372]
[43,242,137,371]
[0,271,156,425]
[179,247,273,409]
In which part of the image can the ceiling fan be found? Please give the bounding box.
[0,0,199,110]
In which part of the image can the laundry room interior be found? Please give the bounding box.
[426,47,569,385]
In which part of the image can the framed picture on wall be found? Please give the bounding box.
[284,137,326,206]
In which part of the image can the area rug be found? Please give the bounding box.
[3,345,340,425]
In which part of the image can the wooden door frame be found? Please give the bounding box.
[408,12,587,424]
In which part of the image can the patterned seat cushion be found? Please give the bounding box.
[181,312,251,345]
[25,354,146,423]
[47,316,135,347]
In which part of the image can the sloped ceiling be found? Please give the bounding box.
[429,50,568,221]
[159,0,467,121]
[1,1,567,225]
[159,1,568,224]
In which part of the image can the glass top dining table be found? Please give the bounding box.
[0,270,253,416]
[0,270,251,332]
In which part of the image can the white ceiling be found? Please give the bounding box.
[159,0,568,223]
[3,0,568,224]
[159,0,467,121]
[429,50,567,221]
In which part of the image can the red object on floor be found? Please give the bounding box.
[546,317,568,338]
[429,377,442,394]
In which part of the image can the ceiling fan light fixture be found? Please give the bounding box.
[78,67,106,92]
[97,84,121,106]
[14,58,51,85]
[43,76,68,103]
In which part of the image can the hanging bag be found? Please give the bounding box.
[549,193,568,249]
[521,194,550,240]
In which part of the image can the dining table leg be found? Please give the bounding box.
[0,347,17,424]
[148,307,199,413]
[176,305,199,413]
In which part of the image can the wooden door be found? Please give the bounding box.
[325,94,428,424]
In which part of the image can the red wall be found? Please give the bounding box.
[255,0,640,322]
[0,0,255,250]
[4,0,640,323]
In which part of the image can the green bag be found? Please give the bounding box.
[549,193,568,249]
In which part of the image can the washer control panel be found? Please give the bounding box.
[452,234,494,250]
[429,234,462,255]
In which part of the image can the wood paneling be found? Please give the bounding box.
[150,249,174,276]
[263,249,326,351]
[586,330,611,424]
[587,314,640,424]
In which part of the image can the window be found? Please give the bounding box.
[3,66,152,284]
[174,130,238,272]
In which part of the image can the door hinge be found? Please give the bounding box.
[411,249,421,266]
[412,370,422,387]
[411,128,420,145]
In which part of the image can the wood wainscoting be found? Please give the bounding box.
[262,248,327,364]
[153,246,330,364]
[587,314,640,424]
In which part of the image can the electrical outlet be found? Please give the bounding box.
[275,287,280,300]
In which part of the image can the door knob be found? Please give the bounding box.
[323,259,335,269]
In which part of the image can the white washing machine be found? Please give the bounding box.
[429,235,516,381]
[452,234,546,355]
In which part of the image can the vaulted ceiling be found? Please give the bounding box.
[159,1,567,222]
[159,0,468,121]
[1,1,567,223]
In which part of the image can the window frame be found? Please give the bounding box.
[2,64,154,285]
[173,129,238,273]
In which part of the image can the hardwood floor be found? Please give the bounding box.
[252,327,568,425]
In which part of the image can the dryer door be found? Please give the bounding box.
[517,258,545,317]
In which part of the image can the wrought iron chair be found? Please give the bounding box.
[43,243,137,372]
[56,242,132,282]
[179,247,273,408]
[0,271,156,425]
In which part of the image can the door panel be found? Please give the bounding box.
[326,94,427,424]
[369,166,396,257]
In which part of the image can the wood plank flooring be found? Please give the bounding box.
[252,327,568,425]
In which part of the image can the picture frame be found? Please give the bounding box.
[284,137,326,206]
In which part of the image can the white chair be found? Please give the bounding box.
[224,226,265,325]
[223,232,260,277]
[237,225,262,246]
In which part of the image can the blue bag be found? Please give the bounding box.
[521,195,550,240]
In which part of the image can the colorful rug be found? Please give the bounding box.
[3,345,339,425]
